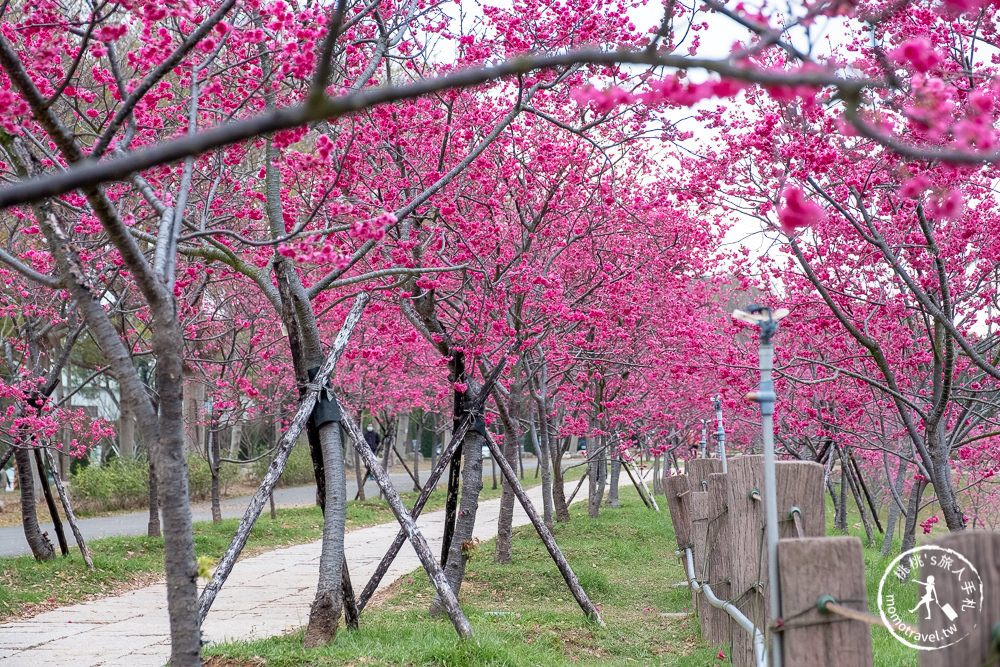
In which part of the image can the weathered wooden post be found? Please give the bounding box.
[664,473,693,550]
[687,459,722,494]
[726,456,825,666]
[778,537,873,666]
[919,531,1000,667]
[703,471,732,647]
[687,459,724,639]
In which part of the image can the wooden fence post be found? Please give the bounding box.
[687,459,723,493]
[778,536,873,666]
[664,474,693,550]
[918,531,1000,667]
[725,456,826,666]
[702,471,731,648]
[687,459,723,641]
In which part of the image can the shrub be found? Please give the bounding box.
[70,458,149,512]
[186,454,242,500]
[250,443,315,487]
[71,454,243,510]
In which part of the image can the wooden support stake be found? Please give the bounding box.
[42,447,93,570]
[779,537,873,667]
[919,531,1000,667]
[338,399,473,639]
[483,431,605,626]
[199,294,368,622]
[356,425,459,611]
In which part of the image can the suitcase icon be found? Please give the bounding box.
[939,603,958,622]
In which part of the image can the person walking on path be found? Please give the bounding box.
[363,424,381,480]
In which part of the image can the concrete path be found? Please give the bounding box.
[0,475,598,667]
[0,460,541,557]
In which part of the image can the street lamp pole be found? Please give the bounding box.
[734,304,788,667]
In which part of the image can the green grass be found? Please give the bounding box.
[206,488,719,666]
[0,465,585,622]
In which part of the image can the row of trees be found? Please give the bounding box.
[1,0,1000,664]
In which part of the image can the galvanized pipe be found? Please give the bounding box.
[684,548,766,667]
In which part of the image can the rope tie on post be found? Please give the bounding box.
[814,595,918,634]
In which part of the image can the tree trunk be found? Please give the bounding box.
[119,402,136,459]
[835,458,848,532]
[15,447,54,561]
[413,415,422,492]
[147,455,161,538]
[153,318,203,667]
[430,430,484,616]
[607,455,621,508]
[882,456,908,558]
[304,423,347,647]
[210,427,222,524]
[229,419,243,459]
[901,477,926,556]
[531,415,554,528]
[929,431,965,531]
[494,374,522,564]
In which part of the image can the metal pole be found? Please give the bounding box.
[699,419,707,459]
[713,395,727,473]
[757,335,781,667]
[733,305,784,667]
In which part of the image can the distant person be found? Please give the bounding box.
[363,425,381,480]
[4,467,12,492]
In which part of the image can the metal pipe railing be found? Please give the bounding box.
[683,548,767,667]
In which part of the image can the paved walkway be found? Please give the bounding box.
[0,461,540,557]
[0,476,595,666]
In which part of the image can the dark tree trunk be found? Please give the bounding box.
[147,456,161,538]
[33,448,68,556]
[210,428,222,525]
[153,317,203,667]
[901,477,926,556]
[835,459,848,532]
[16,447,54,561]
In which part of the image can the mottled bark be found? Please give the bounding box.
[494,373,522,564]
[304,423,347,647]
[901,477,926,556]
[881,456,908,558]
[607,456,621,508]
[15,447,54,561]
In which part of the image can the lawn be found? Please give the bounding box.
[0,465,583,622]
[205,488,719,666]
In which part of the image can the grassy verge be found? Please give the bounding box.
[205,488,718,666]
[0,464,584,622]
